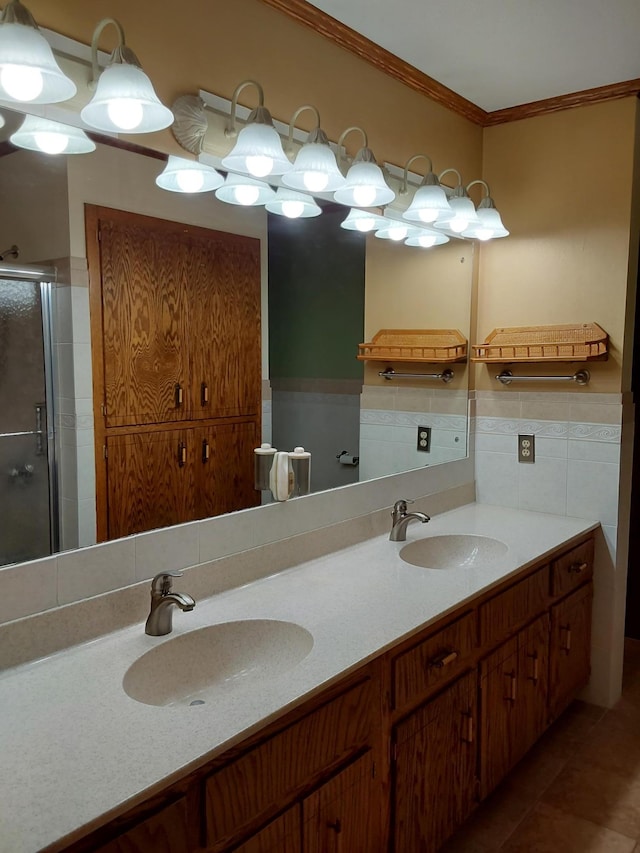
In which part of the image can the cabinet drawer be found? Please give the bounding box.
[205,677,372,849]
[479,565,549,647]
[392,611,477,710]
[551,537,594,598]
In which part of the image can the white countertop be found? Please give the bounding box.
[0,504,598,853]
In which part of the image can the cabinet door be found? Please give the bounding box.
[515,614,550,764]
[393,671,476,853]
[197,420,260,520]
[231,808,301,853]
[97,212,192,427]
[479,637,519,799]
[549,584,593,719]
[188,233,261,420]
[94,798,191,853]
[303,752,377,853]
[106,428,196,538]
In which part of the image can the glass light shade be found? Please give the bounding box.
[215,172,275,207]
[265,187,321,219]
[340,208,387,233]
[282,142,345,193]
[462,206,509,240]
[374,218,420,242]
[155,155,224,193]
[0,21,76,103]
[434,196,479,233]
[405,230,450,248]
[403,184,452,224]
[222,122,291,178]
[10,114,95,154]
[80,63,173,133]
[333,157,395,208]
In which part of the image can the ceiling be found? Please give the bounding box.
[306,0,640,113]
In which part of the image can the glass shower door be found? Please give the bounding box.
[0,276,57,565]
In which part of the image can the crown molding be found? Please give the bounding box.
[260,0,640,128]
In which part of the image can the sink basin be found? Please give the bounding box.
[123,619,314,707]
[399,534,508,570]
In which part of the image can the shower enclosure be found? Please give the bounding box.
[0,263,58,566]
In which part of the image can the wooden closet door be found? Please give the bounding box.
[188,233,261,420]
[94,209,192,427]
[197,420,260,520]
[515,614,550,764]
[106,429,196,539]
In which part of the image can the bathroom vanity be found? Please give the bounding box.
[0,505,597,853]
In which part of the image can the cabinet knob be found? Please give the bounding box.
[461,711,474,744]
[327,818,342,834]
[560,624,572,653]
[202,439,210,463]
[429,649,458,669]
[201,382,209,406]
[175,383,183,408]
[527,651,540,683]
[505,669,517,702]
[177,442,187,467]
[568,561,588,574]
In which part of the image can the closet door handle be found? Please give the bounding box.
[560,624,572,653]
[527,651,539,683]
[177,442,187,467]
[201,382,209,406]
[202,439,210,463]
[175,383,183,408]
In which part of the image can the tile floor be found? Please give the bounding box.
[442,638,640,852]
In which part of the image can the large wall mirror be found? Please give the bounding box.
[0,104,472,566]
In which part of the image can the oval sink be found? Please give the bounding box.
[123,619,314,707]
[399,534,508,570]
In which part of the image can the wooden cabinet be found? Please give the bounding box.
[392,671,477,853]
[87,205,262,539]
[94,798,192,853]
[549,584,593,718]
[230,810,300,853]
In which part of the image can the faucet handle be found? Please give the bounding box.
[150,571,183,595]
[392,498,413,515]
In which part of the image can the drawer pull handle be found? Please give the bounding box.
[177,442,187,467]
[175,383,183,408]
[202,439,210,462]
[201,382,209,406]
[568,561,588,574]
[560,624,572,653]
[429,649,459,669]
[505,669,517,702]
[327,819,342,834]
[527,651,539,683]
[461,711,474,744]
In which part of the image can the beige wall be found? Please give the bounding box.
[475,98,638,393]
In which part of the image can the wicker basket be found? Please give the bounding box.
[471,323,608,363]
[357,329,468,363]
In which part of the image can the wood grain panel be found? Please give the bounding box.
[205,678,372,850]
[197,420,260,520]
[551,538,594,598]
[392,610,476,711]
[479,566,549,646]
[515,614,550,765]
[549,583,593,719]
[94,797,191,853]
[303,752,377,853]
[106,429,196,539]
[479,637,519,799]
[231,808,301,853]
[188,233,261,420]
[393,671,477,853]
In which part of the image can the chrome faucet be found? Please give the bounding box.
[389,499,430,541]
[145,571,195,636]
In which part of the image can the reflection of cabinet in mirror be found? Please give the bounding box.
[87,206,261,540]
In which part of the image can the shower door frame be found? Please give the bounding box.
[0,261,59,556]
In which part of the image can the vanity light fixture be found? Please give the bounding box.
[10,114,95,154]
[339,208,387,233]
[400,154,452,224]
[80,18,173,134]
[221,80,291,179]
[374,215,421,243]
[265,187,321,218]
[281,104,345,193]
[433,169,480,234]
[333,126,395,208]
[0,0,76,103]
[155,155,223,193]
[461,180,509,240]
[215,172,276,207]
[405,229,450,249]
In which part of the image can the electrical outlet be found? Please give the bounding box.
[417,426,431,452]
[518,434,535,463]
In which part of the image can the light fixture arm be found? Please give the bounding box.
[89,18,140,87]
[400,154,435,195]
[286,104,321,152]
[438,167,466,197]
[466,179,496,209]
[225,79,265,139]
[337,126,369,163]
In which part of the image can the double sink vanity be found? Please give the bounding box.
[0,503,597,853]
